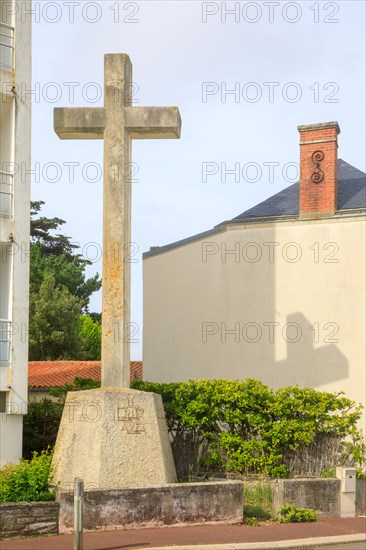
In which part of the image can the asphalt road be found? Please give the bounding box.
[2,517,365,550]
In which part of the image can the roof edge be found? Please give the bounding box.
[143,209,366,259]
[143,225,228,259]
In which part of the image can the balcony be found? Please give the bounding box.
[0,22,14,69]
[0,171,13,216]
[0,319,11,365]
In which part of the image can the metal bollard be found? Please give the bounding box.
[73,478,84,550]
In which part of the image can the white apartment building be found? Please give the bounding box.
[0,0,31,466]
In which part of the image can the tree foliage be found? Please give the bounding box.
[30,201,101,309]
[78,315,102,360]
[29,273,84,360]
[29,201,102,360]
[30,201,76,255]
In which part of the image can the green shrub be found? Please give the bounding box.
[136,379,365,477]
[321,467,336,478]
[277,504,317,523]
[23,378,365,479]
[356,469,366,479]
[0,449,55,502]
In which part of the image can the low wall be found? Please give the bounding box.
[59,481,243,533]
[2,478,359,538]
[272,478,341,518]
[356,478,366,516]
[0,502,59,539]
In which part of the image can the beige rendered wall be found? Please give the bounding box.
[143,215,366,426]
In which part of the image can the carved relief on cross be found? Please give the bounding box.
[54,54,181,388]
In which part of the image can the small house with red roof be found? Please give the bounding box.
[28,361,143,400]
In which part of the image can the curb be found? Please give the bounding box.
[147,533,366,550]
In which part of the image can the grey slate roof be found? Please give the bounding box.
[144,160,365,259]
[232,159,366,221]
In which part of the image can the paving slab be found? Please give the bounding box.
[0,517,365,550]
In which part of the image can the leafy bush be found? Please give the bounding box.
[321,467,336,478]
[356,469,366,479]
[277,504,317,523]
[0,449,55,502]
[133,379,364,477]
[23,378,365,479]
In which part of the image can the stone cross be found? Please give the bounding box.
[54,54,181,388]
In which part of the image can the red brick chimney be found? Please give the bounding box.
[298,121,340,218]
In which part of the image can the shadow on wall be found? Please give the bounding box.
[275,312,348,388]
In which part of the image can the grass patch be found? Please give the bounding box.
[243,480,273,522]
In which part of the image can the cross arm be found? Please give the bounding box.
[124,107,181,139]
[54,108,105,140]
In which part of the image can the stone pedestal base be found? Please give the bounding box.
[51,388,177,491]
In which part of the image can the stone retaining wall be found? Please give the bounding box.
[272,478,341,517]
[0,502,59,539]
[59,481,243,533]
[1,477,362,539]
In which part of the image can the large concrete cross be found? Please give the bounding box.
[54,54,181,388]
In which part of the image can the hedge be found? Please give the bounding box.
[23,378,365,478]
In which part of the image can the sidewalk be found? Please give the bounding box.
[1,517,365,550]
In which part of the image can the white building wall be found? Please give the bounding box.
[143,215,366,429]
[0,0,31,466]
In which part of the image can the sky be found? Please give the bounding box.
[30,0,366,359]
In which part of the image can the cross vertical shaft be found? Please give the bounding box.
[102,55,132,387]
[54,53,181,389]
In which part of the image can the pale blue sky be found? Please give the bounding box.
[31,1,365,359]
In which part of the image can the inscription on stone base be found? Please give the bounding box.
[115,398,145,434]
[65,397,146,434]
[51,388,176,490]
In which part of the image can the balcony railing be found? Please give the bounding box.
[0,319,11,364]
[0,171,13,216]
[0,22,14,69]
